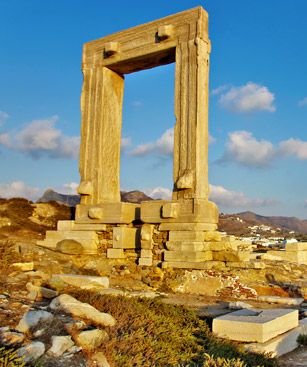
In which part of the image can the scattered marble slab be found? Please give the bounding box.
[213,308,299,343]
[257,296,304,306]
[245,317,307,357]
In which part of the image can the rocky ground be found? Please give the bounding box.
[0,198,307,366]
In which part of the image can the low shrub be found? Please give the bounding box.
[297,333,307,346]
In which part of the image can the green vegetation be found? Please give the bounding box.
[0,347,25,367]
[69,290,277,367]
[297,333,307,346]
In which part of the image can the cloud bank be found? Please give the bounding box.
[0,181,40,201]
[209,184,276,208]
[214,82,276,113]
[219,131,307,168]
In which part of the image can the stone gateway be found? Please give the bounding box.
[38,7,252,268]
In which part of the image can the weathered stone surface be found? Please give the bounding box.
[159,223,217,232]
[113,227,139,249]
[212,251,250,262]
[285,242,307,252]
[164,250,212,262]
[246,318,307,357]
[203,231,222,242]
[140,249,152,258]
[169,231,205,242]
[162,261,225,270]
[257,296,304,306]
[50,294,116,327]
[266,250,307,264]
[226,261,265,269]
[107,248,125,259]
[165,241,210,252]
[16,310,54,333]
[18,341,45,363]
[213,308,298,343]
[140,224,154,249]
[11,262,34,272]
[50,274,109,290]
[26,282,58,299]
[162,203,179,218]
[138,257,153,266]
[56,239,84,254]
[75,329,108,351]
[48,335,74,357]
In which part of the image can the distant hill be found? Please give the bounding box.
[37,189,153,206]
[237,211,307,233]
[37,189,80,207]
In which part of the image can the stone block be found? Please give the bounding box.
[11,262,34,272]
[140,249,152,258]
[285,242,307,252]
[226,261,266,269]
[162,261,225,270]
[267,250,307,264]
[159,223,217,231]
[212,308,298,343]
[257,296,304,306]
[165,241,210,252]
[169,231,205,241]
[204,231,222,242]
[56,239,84,254]
[57,220,74,231]
[164,250,212,262]
[107,248,125,259]
[138,258,153,266]
[162,203,179,218]
[212,251,250,262]
[51,274,109,290]
[76,202,139,224]
[113,227,140,249]
[245,318,307,357]
[140,224,154,249]
[78,180,93,195]
[141,199,218,224]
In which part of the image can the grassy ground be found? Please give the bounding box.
[69,290,278,367]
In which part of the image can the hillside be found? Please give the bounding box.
[237,211,307,233]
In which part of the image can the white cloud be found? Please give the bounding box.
[131,100,142,108]
[220,130,275,167]
[209,184,276,208]
[211,85,229,96]
[0,181,41,201]
[0,133,10,147]
[298,97,307,107]
[279,138,307,160]
[130,128,215,157]
[61,182,79,195]
[0,111,9,126]
[143,187,172,200]
[0,116,80,159]
[304,200,307,208]
[130,127,174,157]
[217,82,276,113]
[209,134,216,144]
[121,137,132,150]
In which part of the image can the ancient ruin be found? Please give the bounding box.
[38,7,254,268]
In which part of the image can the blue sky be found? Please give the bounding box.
[0,0,307,218]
